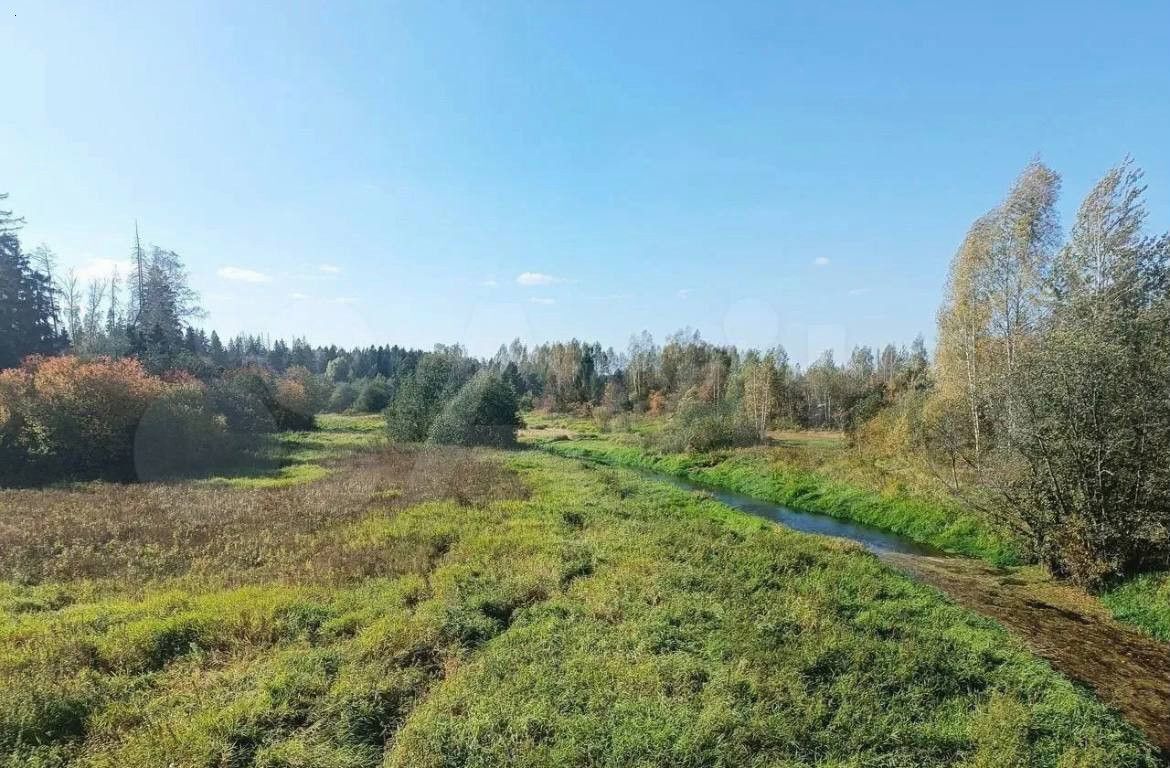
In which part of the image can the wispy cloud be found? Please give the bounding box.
[529,297,556,305]
[319,264,342,274]
[332,297,359,305]
[73,258,132,282]
[847,287,870,296]
[289,292,309,300]
[217,266,271,283]
[481,278,499,288]
[516,271,565,287]
[676,288,693,299]
[812,256,831,267]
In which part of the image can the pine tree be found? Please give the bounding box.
[0,194,66,369]
[208,330,226,367]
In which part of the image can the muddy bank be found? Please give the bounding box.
[886,553,1170,756]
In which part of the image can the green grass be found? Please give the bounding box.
[0,440,1156,766]
[201,413,386,489]
[537,435,1024,566]
[1103,573,1170,643]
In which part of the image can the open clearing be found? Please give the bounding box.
[0,417,1160,766]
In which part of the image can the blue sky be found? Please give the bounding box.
[3,1,1168,364]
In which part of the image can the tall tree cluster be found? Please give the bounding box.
[0,194,66,368]
[932,159,1170,585]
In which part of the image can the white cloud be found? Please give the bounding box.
[847,287,870,296]
[677,288,693,299]
[217,266,271,283]
[812,256,831,267]
[289,292,309,300]
[73,258,132,282]
[481,279,499,288]
[516,271,564,287]
[332,297,359,305]
[319,264,342,274]
[529,297,556,305]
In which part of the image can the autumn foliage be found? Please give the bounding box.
[0,356,164,482]
[0,356,318,485]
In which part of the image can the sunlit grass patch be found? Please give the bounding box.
[316,413,386,433]
[200,413,387,489]
[202,461,333,489]
[1103,572,1170,643]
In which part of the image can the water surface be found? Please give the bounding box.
[632,467,944,557]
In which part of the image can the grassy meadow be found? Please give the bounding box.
[524,411,1170,648]
[0,415,1160,766]
[525,413,1022,565]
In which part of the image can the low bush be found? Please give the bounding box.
[226,366,315,432]
[354,378,392,414]
[0,356,164,484]
[0,356,322,486]
[327,382,359,413]
[650,399,756,453]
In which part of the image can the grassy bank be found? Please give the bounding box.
[0,438,1157,765]
[527,415,1170,647]
[537,434,1023,565]
[1103,573,1170,644]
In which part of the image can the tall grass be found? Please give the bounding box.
[1103,573,1170,643]
[0,439,1154,765]
[540,437,1023,565]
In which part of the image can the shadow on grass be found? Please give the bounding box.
[199,413,387,489]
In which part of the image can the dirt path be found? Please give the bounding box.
[884,553,1170,756]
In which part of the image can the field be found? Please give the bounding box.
[525,412,1170,646]
[524,412,1022,564]
[0,416,1160,766]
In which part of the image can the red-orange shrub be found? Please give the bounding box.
[0,356,165,483]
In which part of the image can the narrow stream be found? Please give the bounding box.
[656,482,1170,760]
[627,466,945,557]
[578,456,1170,757]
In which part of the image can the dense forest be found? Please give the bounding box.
[3,157,1169,588]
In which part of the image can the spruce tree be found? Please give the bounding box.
[0,194,66,369]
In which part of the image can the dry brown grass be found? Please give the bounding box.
[0,445,527,587]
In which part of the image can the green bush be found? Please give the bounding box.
[326,383,359,413]
[134,384,240,480]
[385,350,478,442]
[427,373,520,448]
[354,378,392,414]
[226,367,315,432]
[650,399,756,453]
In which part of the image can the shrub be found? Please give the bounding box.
[284,366,333,414]
[354,378,393,414]
[650,400,756,453]
[385,351,478,442]
[326,382,359,413]
[276,379,311,418]
[0,357,316,486]
[426,373,520,448]
[133,383,266,481]
[226,366,315,432]
[208,378,277,436]
[0,356,164,483]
